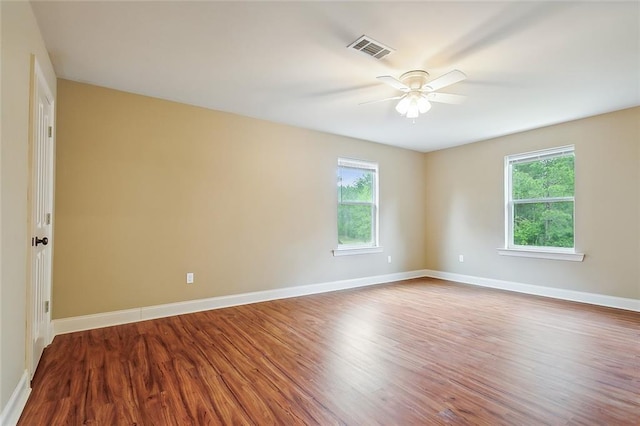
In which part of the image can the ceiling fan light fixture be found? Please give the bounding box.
[370,68,467,120]
[406,106,419,119]
[406,95,420,118]
[395,96,411,115]
[417,96,431,114]
[396,92,430,118]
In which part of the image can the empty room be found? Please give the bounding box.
[1,1,639,425]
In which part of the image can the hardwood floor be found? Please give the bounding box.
[19,278,640,425]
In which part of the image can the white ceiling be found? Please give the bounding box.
[31,1,640,152]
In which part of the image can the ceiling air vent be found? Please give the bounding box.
[347,35,395,60]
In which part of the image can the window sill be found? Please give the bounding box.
[333,246,383,257]
[497,247,584,262]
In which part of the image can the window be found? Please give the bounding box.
[501,146,583,261]
[334,158,381,255]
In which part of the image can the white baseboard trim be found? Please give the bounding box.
[423,269,640,312]
[53,270,428,336]
[0,370,31,426]
[53,307,141,335]
[53,268,639,336]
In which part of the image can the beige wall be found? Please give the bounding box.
[424,107,640,299]
[54,81,639,321]
[0,0,57,413]
[53,80,426,319]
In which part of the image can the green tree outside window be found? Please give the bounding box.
[509,150,575,249]
[337,160,378,247]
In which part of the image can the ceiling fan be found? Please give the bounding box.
[362,69,467,119]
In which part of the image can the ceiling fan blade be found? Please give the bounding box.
[359,95,404,105]
[426,92,467,104]
[377,76,410,92]
[422,69,467,92]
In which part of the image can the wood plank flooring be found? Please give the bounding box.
[19,278,640,425]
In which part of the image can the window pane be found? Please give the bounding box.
[338,167,374,203]
[514,201,574,248]
[338,204,373,245]
[513,155,574,199]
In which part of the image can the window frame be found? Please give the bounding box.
[500,145,584,261]
[333,158,382,256]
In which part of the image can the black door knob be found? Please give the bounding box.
[35,237,48,246]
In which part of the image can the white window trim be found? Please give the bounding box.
[497,247,584,262]
[333,246,384,256]
[334,158,380,256]
[501,145,584,262]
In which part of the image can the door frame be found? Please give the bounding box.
[26,55,55,378]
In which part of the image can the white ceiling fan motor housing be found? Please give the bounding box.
[399,70,430,90]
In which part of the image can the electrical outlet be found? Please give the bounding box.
[459,255,464,263]
[186,272,194,284]
[387,255,392,264]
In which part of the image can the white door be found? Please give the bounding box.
[28,58,54,376]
